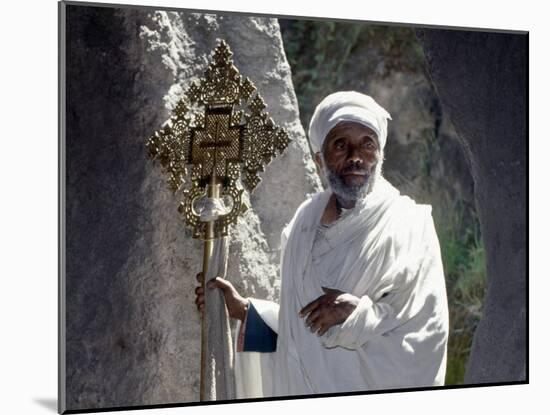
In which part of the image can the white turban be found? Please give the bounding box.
[308,91,392,154]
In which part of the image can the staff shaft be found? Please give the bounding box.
[199,175,219,401]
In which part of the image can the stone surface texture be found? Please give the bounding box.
[64,5,319,410]
[417,29,527,383]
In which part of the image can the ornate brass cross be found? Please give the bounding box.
[146,39,290,400]
[148,39,290,239]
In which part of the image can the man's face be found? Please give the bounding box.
[316,121,381,202]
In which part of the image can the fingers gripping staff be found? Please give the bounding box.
[146,40,290,401]
[195,273,249,322]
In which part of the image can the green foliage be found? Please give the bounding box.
[279,19,425,130]
[279,20,360,124]
[414,96,486,386]
[419,129,440,186]
[433,198,486,385]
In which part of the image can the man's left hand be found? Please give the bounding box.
[299,287,360,336]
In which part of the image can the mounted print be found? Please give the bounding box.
[58,0,528,413]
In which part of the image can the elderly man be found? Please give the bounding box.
[195,91,449,397]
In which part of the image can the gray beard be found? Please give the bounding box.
[323,157,381,205]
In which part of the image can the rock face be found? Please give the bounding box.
[63,4,319,411]
[417,29,527,383]
[357,72,474,208]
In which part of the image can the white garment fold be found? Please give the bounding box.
[235,177,449,398]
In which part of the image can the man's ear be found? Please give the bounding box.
[314,152,323,170]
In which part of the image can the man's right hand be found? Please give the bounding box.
[195,272,249,322]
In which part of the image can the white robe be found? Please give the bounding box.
[234,178,449,398]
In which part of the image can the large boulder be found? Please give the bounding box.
[417,29,527,383]
[63,4,319,411]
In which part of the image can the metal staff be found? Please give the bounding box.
[146,39,290,401]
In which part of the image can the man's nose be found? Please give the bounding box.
[346,146,363,165]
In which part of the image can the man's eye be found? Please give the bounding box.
[363,140,375,149]
[334,140,345,149]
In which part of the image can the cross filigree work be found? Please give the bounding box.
[191,109,241,179]
[146,39,291,239]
